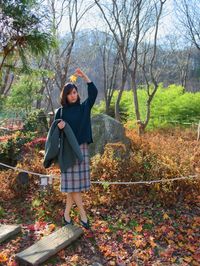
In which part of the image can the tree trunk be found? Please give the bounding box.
[115,69,127,121]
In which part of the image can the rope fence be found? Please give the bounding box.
[0,162,199,186]
[0,117,200,185]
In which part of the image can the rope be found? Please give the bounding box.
[0,162,50,177]
[0,162,199,185]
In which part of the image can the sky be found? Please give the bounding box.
[57,0,176,42]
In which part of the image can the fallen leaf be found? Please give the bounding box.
[0,253,8,262]
[183,256,193,263]
[135,225,143,232]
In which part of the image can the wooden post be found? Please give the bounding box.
[197,121,200,141]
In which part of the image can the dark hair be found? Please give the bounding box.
[60,82,81,107]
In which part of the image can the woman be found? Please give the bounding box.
[54,68,98,229]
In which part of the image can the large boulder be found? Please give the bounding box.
[89,114,131,159]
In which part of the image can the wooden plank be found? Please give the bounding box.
[15,225,84,265]
[0,224,21,243]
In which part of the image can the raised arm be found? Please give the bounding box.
[84,81,98,108]
[74,68,98,108]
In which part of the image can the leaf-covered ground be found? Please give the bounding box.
[0,183,199,265]
[0,126,200,265]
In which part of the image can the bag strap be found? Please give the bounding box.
[60,107,63,119]
[59,107,63,139]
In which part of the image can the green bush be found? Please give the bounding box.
[0,109,48,166]
[0,131,34,166]
[23,109,48,134]
[93,83,200,129]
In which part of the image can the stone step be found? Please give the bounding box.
[15,224,84,265]
[0,224,21,243]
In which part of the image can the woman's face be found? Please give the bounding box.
[67,88,78,103]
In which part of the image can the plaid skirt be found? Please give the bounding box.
[60,142,91,192]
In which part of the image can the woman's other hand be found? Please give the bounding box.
[75,68,91,83]
[57,120,65,129]
[75,68,85,78]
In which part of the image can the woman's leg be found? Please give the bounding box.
[64,192,74,221]
[71,191,88,222]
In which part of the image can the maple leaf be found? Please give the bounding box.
[69,74,77,82]
[0,253,8,262]
[48,223,56,232]
[183,256,193,263]
[163,213,170,219]
[193,252,200,262]
[149,236,157,248]
[167,230,174,238]
[135,225,143,232]
[70,254,79,262]
[186,244,196,253]
[34,221,47,231]
[160,225,167,232]
[27,224,35,231]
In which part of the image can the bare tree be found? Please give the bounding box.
[37,0,96,113]
[95,0,167,134]
[48,0,96,91]
[165,35,192,89]
[175,0,200,51]
[93,30,121,115]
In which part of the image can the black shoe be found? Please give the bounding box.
[80,217,90,229]
[63,214,73,225]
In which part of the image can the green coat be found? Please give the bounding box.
[43,119,83,172]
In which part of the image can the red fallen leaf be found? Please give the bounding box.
[126,233,134,239]
[84,231,94,238]
[26,221,47,232]
[193,252,200,262]
[99,226,109,233]
[34,221,47,231]
[26,224,35,231]
[186,244,196,253]
[177,234,184,241]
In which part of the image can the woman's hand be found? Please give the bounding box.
[75,68,91,83]
[75,68,85,78]
[57,120,65,129]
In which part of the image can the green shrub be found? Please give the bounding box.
[0,131,34,166]
[23,109,48,134]
[93,83,200,129]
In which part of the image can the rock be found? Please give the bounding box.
[16,171,29,185]
[89,114,131,159]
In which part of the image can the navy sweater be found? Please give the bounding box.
[54,81,98,145]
